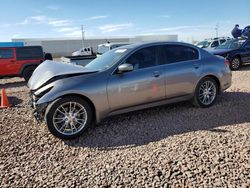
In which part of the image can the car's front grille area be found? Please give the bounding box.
[30,91,40,108]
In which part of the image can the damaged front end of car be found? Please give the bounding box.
[30,86,53,122]
[28,60,99,123]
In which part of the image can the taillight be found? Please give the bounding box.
[224,59,230,66]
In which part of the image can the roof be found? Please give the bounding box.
[117,41,197,49]
[98,42,131,47]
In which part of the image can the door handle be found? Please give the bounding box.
[153,71,161,77]
[10,60,15,63]
[193,63,200,69]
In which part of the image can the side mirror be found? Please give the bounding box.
[117,63,133,74]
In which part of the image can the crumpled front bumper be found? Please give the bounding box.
[30,92,48,122]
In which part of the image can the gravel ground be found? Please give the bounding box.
[0,67,250,187]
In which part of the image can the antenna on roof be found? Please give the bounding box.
[81,25,85,48]
[215,23,219,38]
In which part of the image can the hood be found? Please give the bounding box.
[206,48,233,55]
[28,60,97,90]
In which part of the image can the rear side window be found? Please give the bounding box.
[0,49,14,59]
[161,45,199,64]
[220,39,226,44]
[16,47,43,60]
[126,46,157,70]
[211,41,219,48]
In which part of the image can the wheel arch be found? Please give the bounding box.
[19,64,38,75]
[54,93,97,123]
[197,75,221,94]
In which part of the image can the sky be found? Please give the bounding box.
[0,0,249,42]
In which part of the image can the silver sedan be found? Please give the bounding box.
[28,42,232,139]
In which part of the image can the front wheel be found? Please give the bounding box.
[192,77,218,108]
[22,67,36,81]
[45,96,93,139]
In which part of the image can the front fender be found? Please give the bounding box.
[36,77,110,123]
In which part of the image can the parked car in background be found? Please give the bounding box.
[196,37,230,49]
[208,38,250,70]
[29,42,232,139]
[61,47,96,67]
[97,42,130,55]
[72,46,94,56]
[0,46,52,81]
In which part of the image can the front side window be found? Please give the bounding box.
[161,45,199,64]
[0,49,14,59]
[125,46,157,70]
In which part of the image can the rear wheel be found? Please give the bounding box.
[45,96,93,139]
[230,57,241,70]
[192,77,218,108]
[22,67,36,81]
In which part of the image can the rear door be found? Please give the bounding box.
[107,46,166,111]
[159,45,202,98]
[0,48,17,76]
[15,46,44,71]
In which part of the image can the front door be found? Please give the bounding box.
[0,48,16,76]
[107,46,166,111]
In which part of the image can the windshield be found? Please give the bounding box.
[97,45,110,55]
[216,39,245,49]
[85,48,128,71]
[197,41,211,48]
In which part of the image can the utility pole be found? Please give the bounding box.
[81,25,85,48]
[215,23,219,38]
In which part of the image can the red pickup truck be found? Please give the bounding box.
[0,46,52,81]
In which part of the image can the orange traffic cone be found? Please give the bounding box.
[0,88,10,108]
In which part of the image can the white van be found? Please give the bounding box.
[97,43,130,55]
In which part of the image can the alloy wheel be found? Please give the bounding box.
[198,81,217,105]
[52,102,87,136]
[231,58,240,70]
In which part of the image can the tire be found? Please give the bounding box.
[45,96,93,139]
[44,53,53,60]
[22,67,36,82]
[230,57,241,70]
[192,77,218,108]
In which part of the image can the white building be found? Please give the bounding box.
[12,35,178,57]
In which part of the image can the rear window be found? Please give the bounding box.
[0,49,14,59]
[16,47,43,60]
